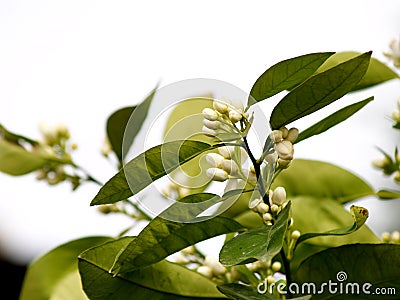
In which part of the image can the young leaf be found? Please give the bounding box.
[107,85,157,165]
[249,52,335,102]
[290,196,379,248]
[219,202,291,266]
[316,51,400,91]
[295,97,374,144]
[294,205,369,249]
[376,189,400,199]
[270,51,372,129]
[19,236,112,300]
[111,216,244,275]
[79,237,224,299]
[293,244,400,299]
[91,140,216,205]
[272,159,374,204]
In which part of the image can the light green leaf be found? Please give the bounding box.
[316,51,400,91]
[111,216,244,274]
[19,236,112,300]
[294,244,400,299]
[91,140,216,205]
[272,159,374,204]
[295,97,374,144]
[249,52,335,102]
[219,202,291,266]
[376,189,400,199]
[79,237,224,299]
[107,86,157,165]
[295,205,369,248]
[270,52,371,129]
[291,196,379,247]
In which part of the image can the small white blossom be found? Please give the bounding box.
[213,101,229,114]
[271,261,282,272]
[202,108,219,121]
[265,152,278,164]
[269,130,283,143]
[249,198,263,211]
[270,204,279,213]
[205,153,225,168]
[228,109,243,123]
[221,159,240,175]
[271,186,287,206]
[257,202,269,214]
[218,146,235,159]
[279,126,289,139]
[263,212,273,222]
[286,128,299,143]
[204,255,226,275]
[206,168,229,182]
[203,119,221,130]
[197,266,213,278]
[275,140,294,160]
[291,230,301,240]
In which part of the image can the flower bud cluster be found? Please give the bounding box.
[248,186,288,225]
[392,98,400,124]
[383,38,400,68]
[202,100,248,137]
[205,146,246,182]
[269,126,298,168]
[381,230,400,244]
[372,150,400,182]
[197,255,227,278]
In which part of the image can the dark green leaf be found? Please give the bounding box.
[270,52,371,129]
[293,244,400,299]
[249,52,335,102]
[19,236,112,300]
[219,202,291,266]
[111,216,244,274]
[295,97,374,144]
[295,205,369,248]
[272,159,374,204]
[91,140,215,205]
[291,196,379,247]
[79,237,224,299]
[316,51,400,91]
[107,85,157,165]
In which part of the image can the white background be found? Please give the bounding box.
[0,0,399,264]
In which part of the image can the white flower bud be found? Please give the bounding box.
[267,275,275,284]
[228,109,243,123]
[269,130,283,143]
[221,159,240,175]
[249,198,263,211]
[265,152,278,164]
[205,153,225,168]
[202,108,219,121]
[271,186,286,205]
[213,101,229,114]
[372,157,390,169]
[392,110,400,122]
[197,266,213,278]
[392,230,400,243]
[275,140,294,160]
[263,212,273,222]
[202,125,217,137]
[291,230,301,240]
[270,204,279,213]
[286,128,299,143]
[279,126,289,139]
[271,261,281,272]
[218,146,235,159]
[56,123,70,139]
[174,253,189,264]
[394,171,400,182]
[381,231,391,243]
[203,119,221,130]
[206,168,229,181]
[257,202,269,214]
[205,255,226,275]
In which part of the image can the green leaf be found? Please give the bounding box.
[219,202,291,266]
[19,236,112,300]
[293,244,400,299]
[217,283,280,300]
[107,86,157,165]
[249,52,335,102]
[316,51,400,91]
[295,205,369,248]
[79,237,224,299]
[272,159,374,204]
[295,97,374,144]
[111,216,244,274]
[291,196,379,247]
[377,189,400,199]
[270,51,371,129]
[91,140,216,205]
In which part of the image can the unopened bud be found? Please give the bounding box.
[202,108,219,121]
[205,255,226,275]
[275,140,294,160]
[394,170,400,182]
[286,128,299,143]
[392,230,400,243]
[265,152,278,164]
[271,261,281,272]
[202,125,217,137]
[206,168,229,181]
[228,109,243,123]
[392,110,400,122]
[203,119,221,130]
[257,202,269,214]
[218,146,235,159]
[267,275,275,284]
[381,231,391,243]
[205,153,225,168]
[271,186,286,205]
[197,266,213,278]
[372,157,390,169]
[221,159,240,175]
[279,126,289,139]
[270,204,279,213]
[292,230,301,240]
[249,198,263,211]
[269,130,283,143]
[263,213,273,222]
[213,101,229,114]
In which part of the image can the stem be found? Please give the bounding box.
[243,136,268,202]
[280,248,292,298]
